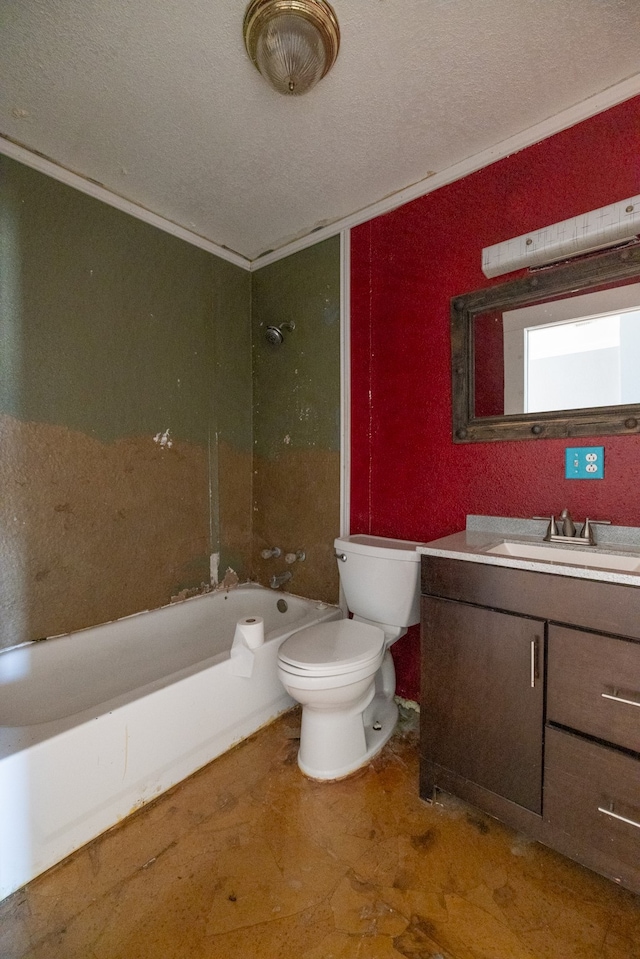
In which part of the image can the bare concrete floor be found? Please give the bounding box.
[2,708,639,959]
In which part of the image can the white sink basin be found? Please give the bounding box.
[486,541,640,573]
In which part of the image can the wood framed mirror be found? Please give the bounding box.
[451,243,640,442]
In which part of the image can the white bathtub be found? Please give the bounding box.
[0,584,341,900]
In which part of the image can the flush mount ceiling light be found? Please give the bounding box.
[243,0,340,95]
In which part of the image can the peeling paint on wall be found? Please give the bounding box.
[153,429,173,449]
[220,568,240,590]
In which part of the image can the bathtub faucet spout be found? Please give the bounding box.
[269,570,292,590]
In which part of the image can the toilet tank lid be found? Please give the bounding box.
[334,534,422,562]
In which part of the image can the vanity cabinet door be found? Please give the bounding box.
[421,596,544,813]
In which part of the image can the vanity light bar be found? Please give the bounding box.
[482,195,640,279]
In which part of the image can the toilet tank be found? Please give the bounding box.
[334,534,422,628]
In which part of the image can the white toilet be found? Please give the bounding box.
[277,534,421,780]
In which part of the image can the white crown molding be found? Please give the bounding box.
[0,135,252,271]
[251,73,640,270]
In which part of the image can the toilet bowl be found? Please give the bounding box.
[277,619,385,780]
[277,534,422,780]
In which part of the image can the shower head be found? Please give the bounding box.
[265,325,284,346]
[265,321,295,346]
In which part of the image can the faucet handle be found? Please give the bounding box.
[578,518,611,545]
[533,515,558,541]
[261,546,282,559]
[579,518,594,544]
[285,550,306,564]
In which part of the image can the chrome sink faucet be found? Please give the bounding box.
[534,509,611,546]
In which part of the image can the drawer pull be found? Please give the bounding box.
[597,804,640,831]
[601,690,640,709]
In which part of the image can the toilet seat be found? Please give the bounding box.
[278,620,384,677]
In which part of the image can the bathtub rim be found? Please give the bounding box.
[0,585,341,760]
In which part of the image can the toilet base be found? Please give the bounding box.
[297,690,399,781]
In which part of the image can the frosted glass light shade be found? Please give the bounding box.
[244,0,340,96]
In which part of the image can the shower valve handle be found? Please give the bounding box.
[285,550,306,564]
[261,547,282,559]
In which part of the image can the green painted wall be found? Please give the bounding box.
[1,158,219,444]
[252,239,341,457]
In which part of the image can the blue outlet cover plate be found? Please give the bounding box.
[565,446,604,480]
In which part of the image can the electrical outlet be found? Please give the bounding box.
[565,446,604,480]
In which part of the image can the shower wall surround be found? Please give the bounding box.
[0,158,248,650]
[0,157,340,651]
[251,238,341,604]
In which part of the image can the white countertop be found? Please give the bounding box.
[417,515,640,587]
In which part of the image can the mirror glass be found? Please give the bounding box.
[474,282,640,417]
[451,245,640,442]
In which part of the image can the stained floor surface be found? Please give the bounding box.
[1,708,639,958]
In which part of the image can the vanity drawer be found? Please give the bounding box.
[544,727,640,872]
[547,625,640,753]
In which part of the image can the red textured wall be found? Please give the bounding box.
[350,95,640,701]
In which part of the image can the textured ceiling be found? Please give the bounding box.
[2,0,640,260]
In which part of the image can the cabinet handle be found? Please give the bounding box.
[597,804,640,831]
[530,637,539,688]
[601,690,640,709]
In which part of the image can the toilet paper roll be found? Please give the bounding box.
[233,616,264,649]
[228,616,265,678]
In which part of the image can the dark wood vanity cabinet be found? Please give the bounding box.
[420,555,640,894]
[422,597,544,813]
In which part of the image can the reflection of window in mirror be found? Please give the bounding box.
[503,283,640,415]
